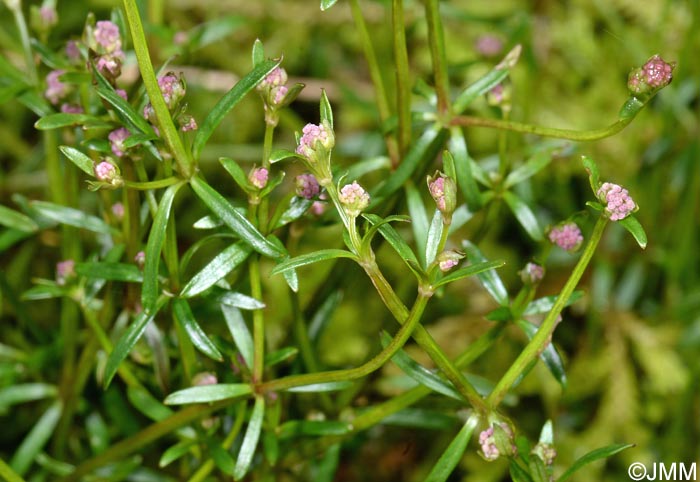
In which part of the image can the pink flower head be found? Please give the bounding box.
[66,40,81,62]
[597,182,637,221]
[96,54,122,79]
[115,89,128,101]
[94,21,122,54]
[339,181,370,217]
[437,250,463,272]
[520,262,544,285]
[143,103,155,123]
[111,202,124,220]
[60,103,83,114]
[249,167,269,190]
[272,85,288,105]
[479,427,500,461]
[642,55,674,88]
[475,35,503,57]
[479,423,516,461]
[56,259,75,285]
[157,73,186,110]
[134,251,146,268]
[108,127,130,157]
[295,174,320,199]
[192,372,218,386]
[179,115,197,132]
[94,161,119,184]
[45,70,68,105]
[427,172,457,219]
[548,222,583,251]
[296,123,333,159]
[173,31,188,46]
[39,6,58,28]
[261,67,288,88]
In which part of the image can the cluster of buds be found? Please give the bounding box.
[108,127,130,157]
[338,181,370,218]
[257,66,302,126]
[44,70,69,105]
[548,222,583,252]
[596,182,637,221]
[296,122,334,185]
[248,167,269,190]
[436,250,464,272]
[93,160,123,188]
[427,172,457,224]
[295,173,321,200]
[56,259,76,286]
[88,20,126,81]
[520,262,544,285]
[627,55,675,96]
[142,72,196,132]
[30,4,58,37]
[532,442,557,466]
[479,423,517,462]
[475,34,504,58]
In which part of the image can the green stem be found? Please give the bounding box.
[250,256,265,384]
[122,0,194,178]
[451,114,635,141]
[123,176,181,190]
[259,293,430,393]
[133,161,159,216]
[259,123,275,233]
[10,1,37,85]
[392,0,412,155]
[424,0,450,115]
[487,216,608,408]
[0,457,25,482]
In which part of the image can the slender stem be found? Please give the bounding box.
[424,0,450,115]
[259,293,429,393]
[250,256,265,384]
[392,0,412,155]
[258,123,275,233]
[348,0,400,166]
[124,176,181,190]
[10,2,37,85]
[451,114,635,141]
[487,216,608,408]
[148,0,164,25]
[122,0,194,178]
[0,457,25,482]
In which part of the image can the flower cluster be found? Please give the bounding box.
[45,70,69,105]
[339,181,370,218]
[520,262,544,285]
[91,21,126,80]
[548,222,583,252]
[248,167,269,190]
[436,250,464,272]
[94,160,122,187]
[628,55,674,95]
[296,122,334,184]
[142,72,196,132]
[56,260,75,286]
[295,174,321,200]
[427,172,457,222]
[479,423,517,462]
[597,182,637,221]
[108,127,130,157]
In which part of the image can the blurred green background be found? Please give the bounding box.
[1,0,699,480]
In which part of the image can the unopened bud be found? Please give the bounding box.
[520,262,544,285]
[628,55,675,95]
[56,259,75,286]
[295,174,320,199]
[248,167,269,190]
[427,172,457,222]
[339,181,370,218]
[437,250,464,272]
[548,222,583,252]
[597,182,637,221]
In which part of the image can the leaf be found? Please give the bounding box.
[0,383,57,408]
[363,214,422,278]
[380,408,459,431]
[222,305,254,369]
[10,400,62,476]
[510,460,535,482]
[381,332,463,401]
[343,156,391,181]
[557,444,634,482]
[190,176,285,259]
[504,148,555,188]
[319,89,333,129]
[252,39,264,66]
[277,420,350,439]
[434,260,506,288]
[453,49,515,113]
[269,148,305,164]
[85,412,110,455]
[0,205,38,233]
[21,283,66,301]
[462,241,509,306]
[503,191,543,241]
[34,113,111,130]
[423,416,479,482]
[516,319,567,387]
[449,127,482,210]
[220,292,265,310]
[617,215,647,249]
[164,383,253,405]
[264,347,299,367]
[104,303,163,388]
[271,196,313,230]
[30,201,114,235]
[539,420,554,444]
[75,262,143,283]
[126,386,173,422]
[180,242,253,297]
[208,437,236,474]
[59,146,96,177]
[523,291,584,315]
[582,156,600,195]
[425,210,443,267]
[160,440,197,467]
[270,249,357,276]
[405,183,430,266]
[285,381,353,393]
[320,0,339,10]
[193,59,279,159]
[142,183,184,312]
[233,396,265,480]
[172,298,223,361]
[220,157,252,192]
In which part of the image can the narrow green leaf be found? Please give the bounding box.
[425,210,443,267]
[10,400,62,476]
[0,383,57,408]
[0,205,38,233]
[381,332,463,401]
[142,183,184,312]
[21,283,65,301]
[516,319,567,387]
[75,262,143,283]
[453,49,514,113]
[271,196,313,230]
[187,16,246,51]
[220,292,265,310]
[222,305,254,369]
[449,127,482,209]
[344,156,391,181]
[270,249,356,276]
[617,215,647,249]
[127,386,173,422]
[30,201,114,235]
[320,0,339,10]
[423,416,478,482]
[173,298,223,361]
[523,291,584,315]
[285,381,353,393]
[264,347,298,367]
[278,420,350,439]
[34,113,110,130]
[85,412,110,455]
[233,396,265,480]
[364,214,421,276]
[405,183,430,266]
[193,59,279,159]
[503,191,543,241]
[252,39,264,66]
[310,443,341,482]
[220,157,252,192]
[269,148,305,164]
[434,260,506,288]
[181,242,253,297]
[0,457,26,482]
[0,82,27,105]
[160,440,197,467]
[504,148,555,188]
[190,176,285,259]
[582,156,601,195]
[164,383,252,405]
[462,241,509,306]
[557,444,634,482]
[539,420,554,444]
[380,408,458,431]
[319,89,333,129]
[93,64,155,136]
[510,460,535,482]
[59,146,96,177]
[208,437,236,474]
[104,303,163,388]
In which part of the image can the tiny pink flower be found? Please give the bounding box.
[272,85,288,105]
[296,122,333,159]
[134,251,146,269]
[548,222,583,251]
[597,182,637,221]
[437,250,464,272]
[192,372,218,386]
[94,20,122,54]
[260,67,288,88]
[108,127,130,157]
[339,181,370,217]
[173,31,188,46]
[249,167,269,190]
[45,70,68,105]
[179,115,197,132]
[427,172,457,220]
[94,161,118,183]
[60,103,83,114]
[532,443,557,466]
[520,262,544,285]
[475,35,503,57]
[143,103,155,123]
[111,202,124,220]
[115,89,128,101]
[479,427,500,461]
[295,174,320,199]
[311,200,327,216]
[642,55,674,88]
[96,54,122,79]
[39,6,58,28]
[65,40,81,62]
[56,259,75,285]
[157,73,186,109]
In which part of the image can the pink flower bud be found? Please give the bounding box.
[339,181,370,217]
[295,174,320,199]
[475,35,503,57]
[60,103,83,114]
[260,67,288,88]
[597,182,637,221]
[179,115,198,132]
[479,427,500,461]
[94,21,122,54]
[427,172,457,220]
[134,251,146,269]
[520,262,544,285]
[192,372,218,386]
[249,167,269,190]
[45,70,68,105]
[56,259,75,285]
[296,122,334,159]
[157,72,186,110]
[628,55,674,95]
[272,85,288,105]
[115,89,128,101]
[108,127,130,157]
[548,222,583,252]
[437,250,464,272]
[532,442,557,466]
[111,202,124,220]
[65,41,81,62]
[96,54,122,80]
[94,161,120,185]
